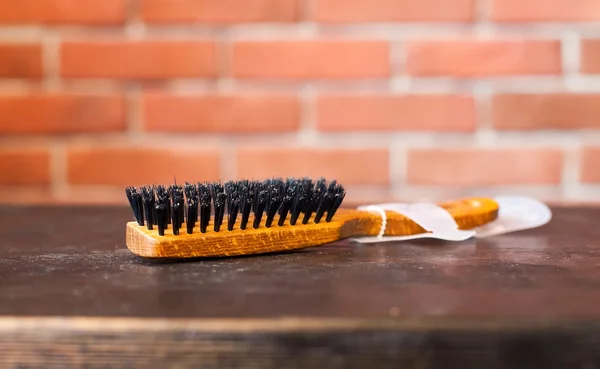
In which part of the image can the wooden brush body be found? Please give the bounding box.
[126,197,499,258]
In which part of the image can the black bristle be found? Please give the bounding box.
[153,186,171,236]
[301,178,329,224]
[278,194,293,226]
[301,191,316,225]
[155,185,170,225]
[239,185,252,230]
[265,188,282,228]
[157,186,171,225]
[314,192,334,224]
[169,185,184,235]
[136,188,145,226]
[251,181,262,214]
[198,183,211,233]
[313,180,337,223]
[289,190,304,226]
[184,183,198,234]
[125,187,135,218]
[125,187,144,226]
[301,201,314,224]
[225,181,241,231]
[141,186,155,230]
[214,192,227,232]
[253,191,267,229]
[227,196,240,231]
[178,193,185,228]
[311,178,326,211]
[172,202,181,235]
[155,195,169,237]
[211,183,226,232]
[326,185,346,222]
[155,204,168,236]
[126,177,346,236]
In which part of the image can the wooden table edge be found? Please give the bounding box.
[1,315,599,332]
[3,316,600,367]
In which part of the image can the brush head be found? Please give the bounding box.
[125,177,346,236]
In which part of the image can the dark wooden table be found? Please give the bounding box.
[1,204,600,368]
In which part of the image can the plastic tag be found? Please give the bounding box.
[351,196,551,244]
[472,196,551,238]
[352,202,475,243]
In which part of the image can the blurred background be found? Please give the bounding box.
[1,0,599,207]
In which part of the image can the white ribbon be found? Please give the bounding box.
[351,196,551,243]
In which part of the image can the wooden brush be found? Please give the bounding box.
[125,178,499,259]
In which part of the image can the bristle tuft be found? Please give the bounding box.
[198,183,211,233]
[184,183,198,234]
[154,185,169,236]
[253,190,267,229]
[169,184,184,235]
[125,187,144,226]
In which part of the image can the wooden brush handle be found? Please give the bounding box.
[339,197,499,239]
[126,197,499,259]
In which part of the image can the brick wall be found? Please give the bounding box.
[1,0,599,206]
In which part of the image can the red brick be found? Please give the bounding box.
[236,148,389,185]
[0,94,125,134]
[60,41,217,79]
[581,39,600,74]
[232,41,390,79]
[314,0,474,22]
[143,94,300,133]
[407,149,563,185]
[0,0,125,24]
[492,0,600,22]
[338,190,396,208]
[0,149,50,185]
[54,187,129,205]
[581,147,600,183]
[493,94,600,130]
[67,147,221,186]
[141,0,299,23]
[406,40,561,77]
[0,44,42,79]
[317,94,476,132]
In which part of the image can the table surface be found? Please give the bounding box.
[2,204,600,368]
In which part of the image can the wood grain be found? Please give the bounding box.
[126,197,499,258]
[2,316,600,368]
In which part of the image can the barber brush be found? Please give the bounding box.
[125,177,499,258]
